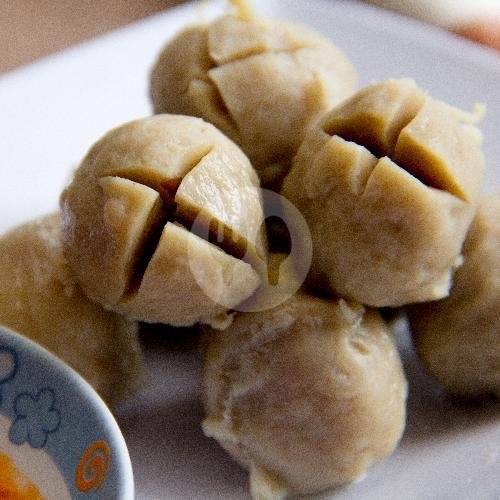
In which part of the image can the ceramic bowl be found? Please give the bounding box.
[0,325,134,499]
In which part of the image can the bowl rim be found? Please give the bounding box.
[0,324,135,499]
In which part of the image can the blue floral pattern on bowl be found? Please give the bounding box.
[9,387,61,448]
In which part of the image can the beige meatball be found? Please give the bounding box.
[202,293,407,497]
[282,78,485,307]
[0,214,143,406]
[61,115,266,327]
[409,194,500,398]
[150,13,357,189]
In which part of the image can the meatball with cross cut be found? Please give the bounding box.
[281,78,485,307]
[60,115,266,327]
[150,13,357,190]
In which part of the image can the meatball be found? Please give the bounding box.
[0,214,143,406]
[150,13,357,189]
[60,115,266,327]
[281,78,484,307]
[202,293,407,497]
[409,194,500,398]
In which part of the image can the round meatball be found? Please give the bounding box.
[281,78,485,307]
[202,293,407,496]
[150,13,357,189]
[60,115,266,327]
[0,214,143,406]
[409,194,500,398]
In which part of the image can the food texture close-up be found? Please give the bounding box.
[282,78,484,307]
[150,10,357,189]
[0,0,499,499]
[408,193,500,399]
[202,292,407,497]
[60,114,266,327]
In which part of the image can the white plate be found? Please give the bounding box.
[0,0,499,498]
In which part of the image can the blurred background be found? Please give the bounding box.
[1,0,498,74]
[0,0,185,73]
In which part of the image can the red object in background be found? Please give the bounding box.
[454,19,500,51]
